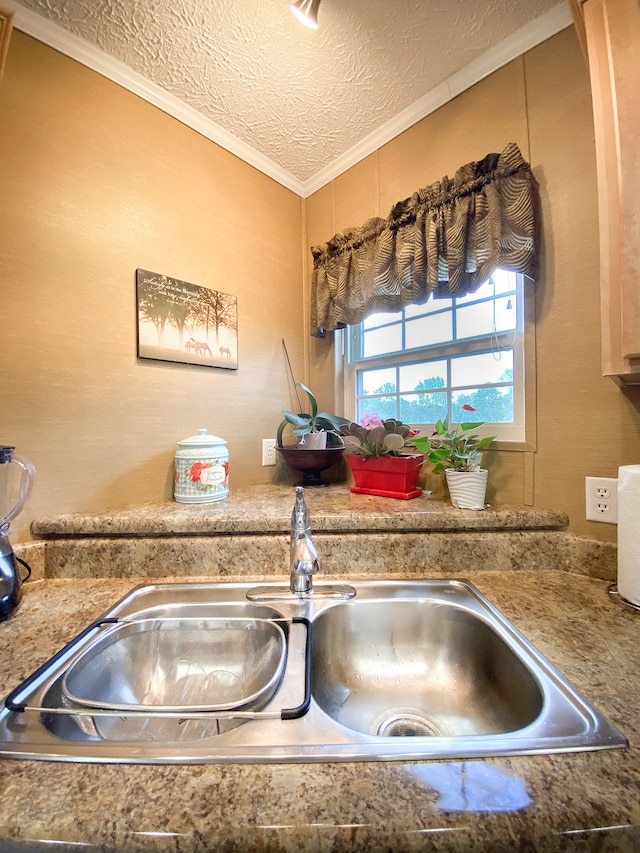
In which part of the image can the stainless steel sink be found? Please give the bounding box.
[0,579,627,764]
[311,599,544,738]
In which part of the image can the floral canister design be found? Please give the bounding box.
[174,429,229,503]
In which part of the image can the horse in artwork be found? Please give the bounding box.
[185,339,212,356]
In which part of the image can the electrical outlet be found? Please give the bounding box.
[585,476,618,523]
[262,438,277,466]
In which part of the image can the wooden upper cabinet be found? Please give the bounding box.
[572,0,640,384]
[0,5,15,87]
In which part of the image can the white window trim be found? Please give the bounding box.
[336,276,537,453]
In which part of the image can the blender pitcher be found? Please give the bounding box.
[0,447,36,621]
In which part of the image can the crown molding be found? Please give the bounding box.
[300,2,573,196]
[12,1,572,199]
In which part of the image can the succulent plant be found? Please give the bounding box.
[339,415,420,457]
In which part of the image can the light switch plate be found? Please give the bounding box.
[262,438,277,466]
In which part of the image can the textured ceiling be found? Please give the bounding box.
[12,0,569,192]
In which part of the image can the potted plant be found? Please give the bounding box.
[276,383,350,486]
[339,414,424,499]
[277,382,349,450]
[412,405,496,509]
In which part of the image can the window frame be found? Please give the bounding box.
[336,273,537,453]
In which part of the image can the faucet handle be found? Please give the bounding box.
[290,531,320,596]
[293,557,320,578]
[291,532,320,574]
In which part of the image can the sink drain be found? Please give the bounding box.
[377,712,444,738]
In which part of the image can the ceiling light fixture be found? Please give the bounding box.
[290,0,320,29]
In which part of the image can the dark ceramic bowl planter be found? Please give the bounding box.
[346,454,423,499]
[276,446,345,487]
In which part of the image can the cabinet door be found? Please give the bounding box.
[581,0,640,382]
[0,5,15,87]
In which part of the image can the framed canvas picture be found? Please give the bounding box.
[136,269,238,369]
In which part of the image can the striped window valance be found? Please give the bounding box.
[310,143,540,338]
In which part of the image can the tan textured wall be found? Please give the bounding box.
[1,32,305,542]
[306,27,640,541]
[3,26,640,546]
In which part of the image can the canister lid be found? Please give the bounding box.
[177,429,226,447]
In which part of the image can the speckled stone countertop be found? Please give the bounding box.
[0,570,638,852]
[31,485,569,536]
[27,486,619,583]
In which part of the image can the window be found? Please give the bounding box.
[343,270,527,443]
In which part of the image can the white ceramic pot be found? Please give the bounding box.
[174,429,229,503]
[297,432,327,449]
[445,469,488,510]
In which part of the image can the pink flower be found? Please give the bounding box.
[462,404,476,412]
[359,413,384,430]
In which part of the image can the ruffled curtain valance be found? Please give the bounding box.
[310,143,540,338]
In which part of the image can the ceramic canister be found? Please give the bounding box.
[174,429,229,503]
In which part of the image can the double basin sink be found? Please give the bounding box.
[0,579,627,764]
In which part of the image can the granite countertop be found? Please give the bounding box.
[0,569,638,852]
[30,485,569,537]
[27,486,614,586]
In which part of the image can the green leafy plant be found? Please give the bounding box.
[339,414,420,457]
[412,405,496,473]
[277,382,349,448]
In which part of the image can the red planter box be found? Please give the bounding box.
[346,454,423,500]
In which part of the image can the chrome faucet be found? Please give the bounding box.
[245,487,355,603]
[289,486,320,596]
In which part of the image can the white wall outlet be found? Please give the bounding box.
[585,476,618,523]
[262,438,277,466]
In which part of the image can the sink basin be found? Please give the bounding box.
[311,599,543,738]
[0,579,627,764]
